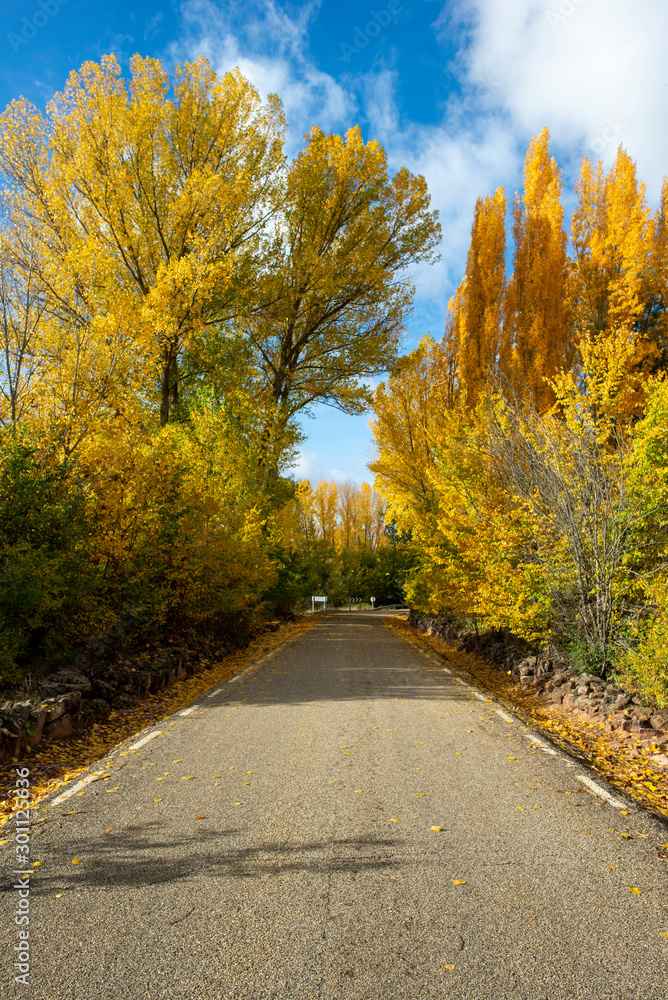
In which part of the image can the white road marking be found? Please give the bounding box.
[49,771,102,807]
[495,709,514,723]
[474,693,488,702]
[179,707,197,717]
[227,674,242,683]
[527,734,557,755]
[128,731,163,750]
[207,688,224,698]
[577,775,626,809]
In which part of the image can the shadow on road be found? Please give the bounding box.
[4,826,407,895]
[214,613,479,708]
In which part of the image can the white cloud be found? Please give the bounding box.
[452,0,668,200]
[290,448,320,481]
[172,0,353,149]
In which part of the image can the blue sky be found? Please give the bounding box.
[2,0,667,485]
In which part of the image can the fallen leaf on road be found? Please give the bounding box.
[430,826,442,832]
[182,776,195,780]
[444,964,455,970]
[390,818,399,822]
[660,933,668,938]
[71,859,81,865]
[629,887,642,894]
[195,815,204,819]
[607,865,616,869]
[507,756,516,761]
[354,789,362,793]
[55,893,62,898]
[515,806,525,811]
[153,797,162,802]
[453,880,466,885]
[32,861,40,866]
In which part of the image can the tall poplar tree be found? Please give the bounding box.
[570,147,661,419]
[445,187,507,409]
[503,128,573,412]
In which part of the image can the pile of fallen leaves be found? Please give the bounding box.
[385,615,668,820]
[0,616,315,826]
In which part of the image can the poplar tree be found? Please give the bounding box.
[503,127,573,412]
[570,147,660,419]
[446,187,507,409]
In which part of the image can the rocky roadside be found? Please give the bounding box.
[406,610,668,773]
[0,622,286,762]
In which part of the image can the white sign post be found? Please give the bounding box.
[311,595,327,614]
[370,596,375,609]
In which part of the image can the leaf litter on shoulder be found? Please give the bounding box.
[0,617,315,825]
[383,616,668,820]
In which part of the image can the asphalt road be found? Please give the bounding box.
[2,612,667,999]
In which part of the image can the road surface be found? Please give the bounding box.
[2,612,667,999]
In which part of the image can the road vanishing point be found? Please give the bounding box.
[2,612,667,999]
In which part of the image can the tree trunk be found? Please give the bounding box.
[160,352,180,426]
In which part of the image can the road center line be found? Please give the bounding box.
[207,687,224,698]
[179,707,197,717]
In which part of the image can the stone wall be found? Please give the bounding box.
[0,623,282,760]
[407,611,668,755]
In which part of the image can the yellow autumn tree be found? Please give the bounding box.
[312,479,339,545]
[570,147,658,421]
[232,124,441,481]
[503,127,573,412]
[0,54,286,440]
[335,480,385,549]
[369,335,447,536]
[445,187,507,410]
